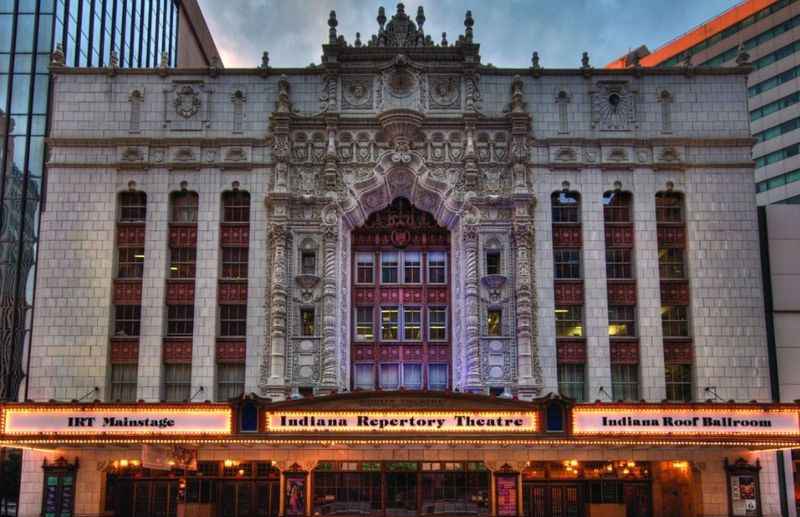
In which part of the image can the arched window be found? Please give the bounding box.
[118,191,147,223]
[222,190,250,223]
[551,191,581,223]
[171,191,199,223]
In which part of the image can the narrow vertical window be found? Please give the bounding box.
[485,250,501,275]
[355,308,374,341]
[354,364,374,390]
[128,89,143,133]
[403,308,421,340]
[231,90,246,133]
[403,251,421,283]
[216,363,245,401]
[428,308,447,341]
[487,309,502,337]
[659,90,673,134]
[163,364,192,402]
[557,364,585,402]
[381,307,399,340]
[301,308,316,336]
[301,251,317,275]
[556,90,570,134]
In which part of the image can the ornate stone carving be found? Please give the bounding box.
[429,75,461,109]
[342,76,373,109]
[320,73,338,112]
[590,81,637,131]
[174,85,201,118]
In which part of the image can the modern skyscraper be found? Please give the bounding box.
[607,0,800,206]
[0,0,219,401]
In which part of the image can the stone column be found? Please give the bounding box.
[319,223,339,390]
[512,222,542,397]
[265,224,289,397]
[137,179,169,401]
[581,168,611,401]
[633,169,666,401]
[463,224,482,390]
[191,175,220,400]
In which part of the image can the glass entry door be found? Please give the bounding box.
[523,483,582,517]
[385,470,418,517]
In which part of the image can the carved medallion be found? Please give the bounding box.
[429,75,460,109]
[387,69,417,98]
[174,85,201,118]
[342,77,374,109]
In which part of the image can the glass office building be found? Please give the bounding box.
[0,0,216,402]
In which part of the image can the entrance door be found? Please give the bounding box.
[523,483,583,517]
[623,483,652,517]
[107,478,180,517]
[218,481,280,517]
[385,471,418,517]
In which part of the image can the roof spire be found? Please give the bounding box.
[464,10,474,43]
[328,10,338,45]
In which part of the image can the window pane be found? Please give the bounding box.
[429,308,447,341]
[611,364,639,401]
[380,364,399,389]
[555,306,583,337]
[429,364,447,390]
[486,251,501,275]
[216,363,244,401]
[554,249,582,279]
[301,252,316,275]
[404,308,421,340]
[404,251,421,283]
[558,363,585,402]
[354,363,374,390]
[552,192,581,223]
[403,364,422,389]
[301,308,315,336]
[355,307,374,341]
[608,305,636,337]
[110,364,138,402]
[381,252,399,283]
[381,307,399,340]
[665,364,692,402]
[428,252,447,283]
[356,253,374,283]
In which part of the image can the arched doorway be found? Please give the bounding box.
[350,197,451,391]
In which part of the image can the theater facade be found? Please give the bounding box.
[13,4,792,517]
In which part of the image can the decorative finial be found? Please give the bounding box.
[277,74,292,113]
[665,181,674,192]
[561,180,571,192]
[581,51,590,69]
[354,32,362,47]
[510,75,525,113]
[397,3,405,16]
[416,6,426,30]
[231,180,240,191]
[328,10,338,45]
[531,51,541,69]
[377,6,387,30]
[109,49,119,69]
[441,32,448,46]
[180,180,189,192]
[260,51,270,69]
[613,180,623,191]
[160,51,169,68]
[464,10,474,43]
[735,42,750,66]
[50,44,65,68]
[209,55,222,78]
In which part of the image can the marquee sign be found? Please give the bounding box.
[266,411,539,433]
[572,407,800,436]
[1,406,232,436]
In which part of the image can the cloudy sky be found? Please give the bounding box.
[197,0,738,69]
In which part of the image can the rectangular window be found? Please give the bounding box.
[403,307,421,341]
[119,192,147,222]
[605,248,632,279]
[117,247,145,278]
[404,252,421,283]
[428,308,447,341]
[552,194,580,223]
[611,364,639,401]
[558,363,585,402]
[171,194,199,223]
[167,305,194,336]
[169,247,196,279]
[354,364,374,390]
[555,306,583,338]
[222,192,250,223]
[381,307,399,340]
[220,305,247,337]
[665,364,692,402]
[608,305,636,337]
[403,364,422,389]
[655,197,683,223]
[301,308,315,336]
[356,253,374,284]
[216,363,245,401]
[221,247,249,279]
[114,305,141,337]
[109,364,138,402]
[381,252,399,284]
[427,251,447,284]
[661,305,689,337]
[163,363,192,402]
[355,307,374,341]
[380,364,400,390]
[429,364,448,390]
[658,248,685,279]
[487,309,502,337]
[301,252,316,275]
[486,250,501,275]
[554,249,582,279]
